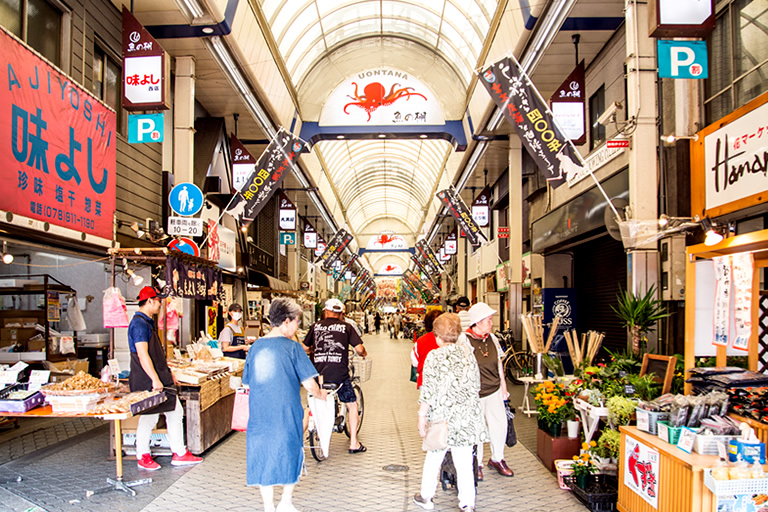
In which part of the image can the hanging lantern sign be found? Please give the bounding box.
[471,186,490,227]
[278,190,297,231]
[444,229,458,255]
[303,218,317,249]
[121,7,169,110]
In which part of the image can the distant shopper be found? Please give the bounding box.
[455,296,471,331]
[303,298,368,453]
[414,313,487,512]
[464,303,513,479]
[413,309,444,388]
[244,297,327,512]
[129,286,202,471]
[393,311,402,338]
[220,303,248,359]
[374,312,382,334]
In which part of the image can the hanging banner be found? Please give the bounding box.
[278,190,297,231]
[207,220,220,262]
[479,56,583,188]
[316,229,352,272]
[445,229,458,255]
[206,306,218,340]
[731,253,753,351]
[416,239,444,273]
[230,135,256,192]
[713,255,730,347]
[1,27,117,242]
[471,186,491,227]
[121,7,168,111]
[165,257,223,301]
[550,61,586,145]
[624,437,659,509]
[217,225,236,272]
[303,217,318,248]
[437,189,486,246]
[225,129,306,224]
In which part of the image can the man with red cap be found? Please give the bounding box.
[129,286,202,471]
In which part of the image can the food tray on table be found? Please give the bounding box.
[0,383,44,413]
[703,468,768,496]
[350,357,372,383]
[46,393,107,413]
[39,371,115,396]
[563,474,618,512]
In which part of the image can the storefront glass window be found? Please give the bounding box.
[0,0,22,37]
[0,0,60,66]
[705,0,768,124]
[589,85,605,151]
[92,44,126,135]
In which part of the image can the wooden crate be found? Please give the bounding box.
[199,378,221,412]
[219,369,242,398]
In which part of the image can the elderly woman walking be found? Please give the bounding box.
[243,297,327,512]
[414,313,487,512]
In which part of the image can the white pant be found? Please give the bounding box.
[420,445,475,508]
[478,387,507,465]
[136,396,186,457]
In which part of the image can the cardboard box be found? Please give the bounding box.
[0,328,38,342]
[45,359,89,375]
[3,317,39,328]
[26,339,46,352]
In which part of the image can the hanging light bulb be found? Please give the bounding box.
[126,269,144,286]
[2,242,13,264]
[701,217,724,246]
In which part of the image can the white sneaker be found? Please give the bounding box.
[413,494,434,510]
[276,502,300,512]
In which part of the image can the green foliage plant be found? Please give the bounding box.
[607,396,636,427]
[611,284,672,355]
[597,429,621,460]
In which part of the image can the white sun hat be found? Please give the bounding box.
[468,302,497,326]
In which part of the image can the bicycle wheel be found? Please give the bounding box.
[308,427,327,462]
[343,384,364,437]
[504,353,524,385]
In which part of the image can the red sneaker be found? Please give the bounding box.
[171,450,203,466]
[137,453,161,471]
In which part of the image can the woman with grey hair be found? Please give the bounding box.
[243,297,327,512]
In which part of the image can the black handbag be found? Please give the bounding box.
[410,365,418,383]
[505,401,517,447]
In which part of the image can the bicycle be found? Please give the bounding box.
[306,370,365,462]
[495,329,534,385]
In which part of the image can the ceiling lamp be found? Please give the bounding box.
[661,133,699,144]
[2,242,13,264]
[700,217,724,246]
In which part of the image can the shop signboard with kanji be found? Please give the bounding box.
[122,8,168,110]
[303,217,318,249]
[471,186,490,227]
[550,61,586,145]
[231,135,255,192]
[0,26,117,242]
[624,436,659,509]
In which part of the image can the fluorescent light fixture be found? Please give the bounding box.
[176,0,205,21]
[661,133,699,143]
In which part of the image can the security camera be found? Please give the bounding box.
[596,102,623,126]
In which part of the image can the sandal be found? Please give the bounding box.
[348,443,367,454]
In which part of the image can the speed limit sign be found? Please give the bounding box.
[168,217,203,237]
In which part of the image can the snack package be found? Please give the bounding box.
[750,461,766,479]
[711,459,730,480]
[729,460,752,480]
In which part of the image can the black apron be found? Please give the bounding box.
[225,324,246,359]
[129,324,177,414]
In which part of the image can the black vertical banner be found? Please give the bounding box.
[316,229,352,272]
[436,188,485,246]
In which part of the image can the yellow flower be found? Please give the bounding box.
[590,441,597,448]
[581,442,589,451]
[572,455,579,461]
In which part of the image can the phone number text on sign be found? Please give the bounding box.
[168,217,202,237]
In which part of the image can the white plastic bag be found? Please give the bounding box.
[67,296,87,331]
[307,394,335,458]
[103,287,129,328]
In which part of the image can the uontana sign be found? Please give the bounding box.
[0,27,117,241]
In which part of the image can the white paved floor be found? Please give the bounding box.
[140,331,586,512]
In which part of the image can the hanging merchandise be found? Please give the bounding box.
[66,296,87,332]
[158,296,182,342]
[731,253,754,351]
[712,256,730,347]
[103,287,129,328]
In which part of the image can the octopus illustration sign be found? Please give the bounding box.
[624,437,659,509]
[319,68,444,126]
[367,234,407,250]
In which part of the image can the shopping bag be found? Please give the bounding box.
[505,401,517,447]
[67,296,87,331]
[103,287,129,328]
[410,365,418,383]
[231,388,249,431]
[307,394,334,458]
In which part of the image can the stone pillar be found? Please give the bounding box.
[508,138,523,341]
[173,56,196,184]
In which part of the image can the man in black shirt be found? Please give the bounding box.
[304,298,368,453]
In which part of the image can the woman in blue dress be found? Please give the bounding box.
[243,297,327,512]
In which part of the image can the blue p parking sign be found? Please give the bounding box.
[657,40,708,79]
[128,113,164,143]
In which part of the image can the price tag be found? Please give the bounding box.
[625,384,636,395]
[618,370,627,378]
[28,370,50,391]
[173,349,183,360]
[677,427,697,453]
[108,359,121,376]
[167,217,203,237]
[636,410,650,432]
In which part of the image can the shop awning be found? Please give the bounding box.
[251,272,293,292]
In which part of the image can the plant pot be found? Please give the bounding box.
[549,422,563,437]
[567,419,580,438]
[538,418,546,430]
[575,473,589,489]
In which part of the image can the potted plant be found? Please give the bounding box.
[571,442,598,489]
[534,381,571,436]
[597,428,621,463]
[611,283,672,354]
[607,396,636,428]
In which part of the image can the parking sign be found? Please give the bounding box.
[128,113,164,143]
[657,40,708,79]
[280,232,296,245]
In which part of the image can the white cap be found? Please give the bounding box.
[468,302,496,326]
[325,298,344,313]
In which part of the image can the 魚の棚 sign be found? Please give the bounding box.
[122,8,168,111]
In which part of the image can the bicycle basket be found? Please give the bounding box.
[350,357,372,383]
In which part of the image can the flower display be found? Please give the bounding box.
[571,441,598,478]
[534,381,573,429]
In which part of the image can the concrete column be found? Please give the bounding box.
[457,236,467,297]
[625,0,660,349]
[173,56,196,184]
[508,138,523,341]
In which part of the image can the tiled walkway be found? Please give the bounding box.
[0,331,586,512]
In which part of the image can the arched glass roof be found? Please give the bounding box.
[259,0,499,87]
[316,139,451,233]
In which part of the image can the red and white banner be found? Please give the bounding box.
[0,27,116,240]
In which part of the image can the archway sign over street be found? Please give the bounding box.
[169,182,204,216]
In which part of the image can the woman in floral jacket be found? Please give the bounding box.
[414,313,488,512]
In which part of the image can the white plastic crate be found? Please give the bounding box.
[350,357,372,383]
[693,434,738,455]
[704,468,768,496]
[555,459,575,491]
[46,393,105,413]
[635,408,669,435]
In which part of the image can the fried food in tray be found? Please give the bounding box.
[90,390,162,415]
[40,371,115,396]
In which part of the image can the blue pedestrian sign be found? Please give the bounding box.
[280,232,296,245]
[168,182,204,216]
[657,40,708,79]
[128,113,164,143]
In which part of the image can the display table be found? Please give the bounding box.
[618,426,722,512]
[0,404,152,497]
[574,397,610,443]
